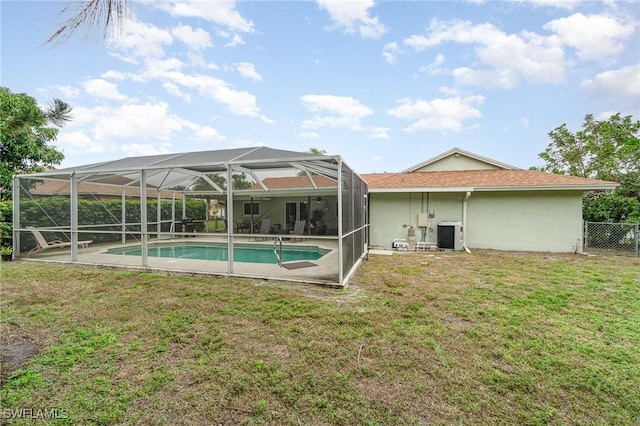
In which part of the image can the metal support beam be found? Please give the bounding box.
[12,176,20,260]
[337,161,344,284]
[157,193,162,239]
[121,188,126,244]
[226,163,234,274]
[140,170,148,267]
[70,173,78,262]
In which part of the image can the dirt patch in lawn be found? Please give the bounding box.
[0,327,46,387]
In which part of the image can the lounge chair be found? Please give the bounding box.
[291,220,307,241]
[254,219,272,240]
[27,227,92,257]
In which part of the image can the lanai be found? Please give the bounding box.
[12,146,368,286]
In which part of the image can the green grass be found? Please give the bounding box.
[1,251,639,425]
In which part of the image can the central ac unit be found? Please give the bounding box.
[437,221,463,251]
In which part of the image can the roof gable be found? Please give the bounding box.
[402,147,519,173]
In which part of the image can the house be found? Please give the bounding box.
[12,146,619,286]
[362,148,618,253]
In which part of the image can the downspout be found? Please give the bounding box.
[462,191,472,253]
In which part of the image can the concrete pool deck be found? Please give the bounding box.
[20,234,344,286]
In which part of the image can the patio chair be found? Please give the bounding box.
[254,219,272,240]
[27,227,93,257]
[291,220,307,242]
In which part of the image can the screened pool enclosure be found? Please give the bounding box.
[12,147,369,286]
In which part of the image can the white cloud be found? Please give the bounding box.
[369,127,390,139]
[582,64,640,98]
[235,62,262,81]
[101,70,126,80]
[56,131,105,154]
[133,58,185,82]
[108,27,268,122]
[148,0,254,33]
[56,85,81,98]
[419,54,445,75]
[404,19,566,88]
[300,95,373,130]
[387,95,484,132]
[317,0,387,39]
[522,0,582,10]
[300,131,320,139]
[108,19,173,60]
[191,126,227,142]
[166,71,272,122]
[224,34,245,48]
[120,143,172,157]
[171,25,213,50]
[543,13,634,61]
[232,139,264,149]
[82,79,127,101]
[382,42,400,64]
[581,64,640,114]
[79,101,189,142]
[163,82,192,102]
[452,67,521,89]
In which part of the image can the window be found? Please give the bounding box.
[243,202,259,216]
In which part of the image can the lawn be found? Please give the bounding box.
[1,251,639,425]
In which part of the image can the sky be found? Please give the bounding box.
[1,0,639,174]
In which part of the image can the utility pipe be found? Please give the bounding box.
[462,191,472,253]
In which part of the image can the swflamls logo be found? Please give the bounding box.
[1,408,69,419]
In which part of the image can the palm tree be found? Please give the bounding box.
[47,0,127,45]
[43,99,73,127]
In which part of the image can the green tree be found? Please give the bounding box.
[297,147,327,176]
[534,113,640,222]
[0,87,72,201]
[188,173,251,192]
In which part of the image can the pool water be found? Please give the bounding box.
[107,243,329,264]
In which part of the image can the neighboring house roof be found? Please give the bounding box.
[30,180,177,198]
[402,147,519,173]
[362,169,619,192]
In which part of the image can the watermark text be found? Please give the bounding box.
[1,408,69,420]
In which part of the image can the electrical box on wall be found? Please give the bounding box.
[417,213,429,228]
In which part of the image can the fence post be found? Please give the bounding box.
[636,224,639,257]
[583,221,589,252]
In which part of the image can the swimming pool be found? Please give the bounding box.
[106,242,329,264]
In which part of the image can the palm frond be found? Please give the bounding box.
[46,0,128,45]
[44,99,73,127]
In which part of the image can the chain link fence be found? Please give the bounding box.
[584,222,639,256]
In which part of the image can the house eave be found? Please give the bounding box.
[369,187,475,193]
[472,184,620,192]
[368,184,619,193]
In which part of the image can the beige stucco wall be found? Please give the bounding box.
[413,155,501,172]
[369,190,584,252]
[368,192,465,248]
[466,191,584,252]
[232,196,338,231]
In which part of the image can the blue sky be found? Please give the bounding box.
[1,0,639,174]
